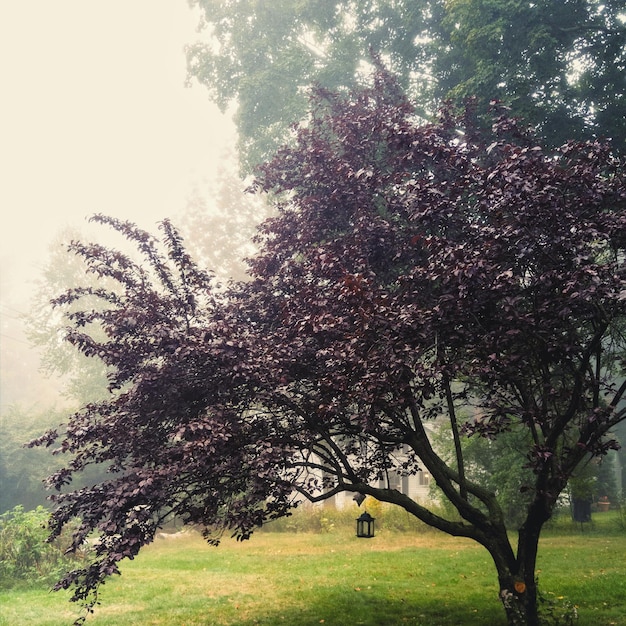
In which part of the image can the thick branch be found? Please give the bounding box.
[404,392,505,529]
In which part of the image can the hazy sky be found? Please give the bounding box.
[0,1,234,305]
[0,1,237,406]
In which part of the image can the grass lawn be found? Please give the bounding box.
[1,521,625,625]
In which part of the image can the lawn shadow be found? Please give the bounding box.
[226,585,505,626]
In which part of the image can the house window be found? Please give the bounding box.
[378,471,404,491]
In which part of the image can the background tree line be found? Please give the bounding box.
[186,0,626,171]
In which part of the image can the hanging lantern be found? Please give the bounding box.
[356,511,375,538]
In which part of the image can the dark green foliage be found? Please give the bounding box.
[594,452,619,504]
[0,406,64,513]
[0,404,110,514]
[567,450,619,508]
[433,424,536,528]
[187,0,435,171]
[432,0,626,153]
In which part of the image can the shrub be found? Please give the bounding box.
[0,505,87,589]
[260,498,440,535]
[538,590,579,626]
[260,505,351,533]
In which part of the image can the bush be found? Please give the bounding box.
[538,590,579,626]
[0,505,87,589]
[543,504,626,535]
[261,498,440,535]
[260,505,350,533]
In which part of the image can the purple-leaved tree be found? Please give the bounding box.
[31,68,626,625]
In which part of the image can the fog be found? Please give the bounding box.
[0,1,235,407]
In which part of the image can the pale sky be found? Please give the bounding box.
[0,1,234,304]
[0,1,236,406]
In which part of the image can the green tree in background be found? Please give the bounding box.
[433,423,537,528]
[0,231,123,514]
[24,229,111,406]
[434,0,626,154]
[178,152,273,284]
[187,0,626,171]
[186,0,436,171]
[0,406,65,512]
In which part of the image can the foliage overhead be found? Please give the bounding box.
[31,69,626,625]
[187,0,626,171]
[434,0,626,151]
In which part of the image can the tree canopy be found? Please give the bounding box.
[32,69,626,625]
[433,0,626,151]
[187,0,626,171]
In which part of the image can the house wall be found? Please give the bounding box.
[326,468,432,509]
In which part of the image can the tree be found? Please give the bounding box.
[187,0,434,171]
[433,423,537,528]
[0,231,112,515]
[0,405,67,512]
[431,0,626,153]
[31,69,626,625]
[186,0,626,171]
[177,151,273,284]
[24,229,112,406]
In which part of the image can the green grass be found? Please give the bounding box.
[1,521,625,626]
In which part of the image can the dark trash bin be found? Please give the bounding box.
[572,498,592,523]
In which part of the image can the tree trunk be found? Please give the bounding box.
[487,521,543,626]
[498,573,540,626]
